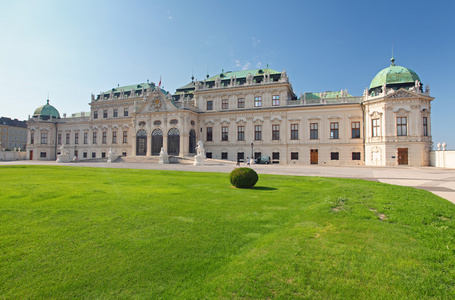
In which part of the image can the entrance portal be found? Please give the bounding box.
[310,149,318,164]
[151,129,163,156]
[167,128,180,156]
[136,129,147,156]
[398,148,408,165]
[29,150,33,160]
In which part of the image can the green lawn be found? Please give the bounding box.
[1,165,454,299]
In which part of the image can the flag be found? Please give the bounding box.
[158,76,161,88]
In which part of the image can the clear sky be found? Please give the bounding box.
[1,0,454,149]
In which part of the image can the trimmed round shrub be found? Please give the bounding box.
[230,167,258,188]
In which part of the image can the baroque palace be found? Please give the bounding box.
[27,58,433,166]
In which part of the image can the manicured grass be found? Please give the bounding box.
[1,165,454,299]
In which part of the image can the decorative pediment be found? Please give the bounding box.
[134,90,178,114]
[370,111,383,118]
[386,89,418,99]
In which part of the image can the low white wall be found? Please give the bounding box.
[430,150,455,168]
[0,151,27,161]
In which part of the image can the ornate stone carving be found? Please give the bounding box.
[388,90,415,99]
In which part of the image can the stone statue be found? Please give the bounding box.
[159,147,169,164]
[215,77,221,88]
[91,93,95,102]
[382,83,387,95]
[415,80,421,90]
[107,148,117,163]
[246,73,253,85]
[56,145,70,163]
[425,84,430,94]
[194,141,205,166]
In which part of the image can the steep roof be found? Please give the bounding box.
[206,68,281,81]
[0,117,27,128]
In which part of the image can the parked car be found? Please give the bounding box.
[255,156,271,164]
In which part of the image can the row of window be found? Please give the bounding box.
[206,117,429,142]
[207,95,280,110]
[208,151,361,161]
[39,151,128,159]
[31,131,129,145]
[372,116,428,137]
[206,122,361,142]
[93,108,129,119]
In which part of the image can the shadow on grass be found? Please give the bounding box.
[252,186,278,191]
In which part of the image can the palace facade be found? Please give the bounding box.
[27,58,433,166]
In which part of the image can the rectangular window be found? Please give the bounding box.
[397,117,407,136]
[83,152,87,158]
[352,152,361,160]
[423,117,428,136]
[112,131,117,144]
[102,152,106,158]
[254,125,262,140]
[206,127,213,141]
[83,132,88,144]
[40,152,47,158]
[57,133,61,145]
[254,96,262,107]
[123,131,128,143]
[74,133,79,144]
[206,152,212,159]
[238,126,245,141]
[272,95,280,106]
[238,98,245,108]
[272,124,280,140]
[331,152,339,160]
[291,124,298,140]
[92,152,96,158]
[102,132,107,144]
[40,133,48,144]
[94,111,98,119]
[124,108,129,117]
[330,122,339,139]
[207,100,213,111]
[310,123,318,139]
[66,133,70,144]
[30,133,34,144]
[221,152,228,159]
[237,152,244,161]
[103,110,108,118]
[93,132,97,144]
[272,152,280,160]
[222,127,228,141]
[291,152,299,160]
[351,122,360,138]
[372,119,380,137]
[113,109,118,117]
[222,99,228,109]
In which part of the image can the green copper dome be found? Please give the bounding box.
[33,100,60,120]
[369,58,420,90]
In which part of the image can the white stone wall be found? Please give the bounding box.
[430,150,455,168]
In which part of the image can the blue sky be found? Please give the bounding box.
[1,0,454,149]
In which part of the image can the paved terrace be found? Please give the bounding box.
[2,160,454,204]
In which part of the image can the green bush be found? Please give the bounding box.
[229,167,258,188]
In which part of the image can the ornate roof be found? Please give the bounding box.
[369,58,420,90]
[33,100,60,120]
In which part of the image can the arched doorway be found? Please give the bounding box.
[189,129,196,154]
[167,128,180,156]
[136,129,147,156]
[151,129,163,156]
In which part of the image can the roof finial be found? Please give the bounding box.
[391,45,395,66]
[191,69,194,82]
[207,66,209,79]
